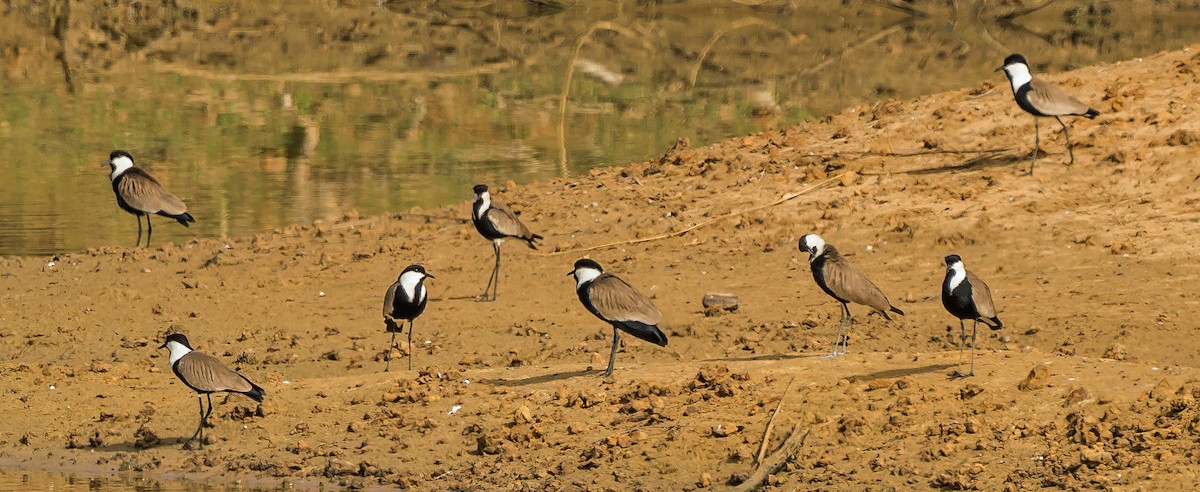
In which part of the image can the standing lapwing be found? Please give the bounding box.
[159,333,264,450]
[798,234,904,357]
[471,184,542,301]
[382,264,434,371]
[997,54,1100,174]
[569,258,668,377]
[106,150,195,247]
[941,254,1002,378]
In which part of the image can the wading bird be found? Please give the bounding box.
[569,258,667,377]
[159,333,264,449]
[798,234,904,357]
[471,184,542,301]
[106,150,195,247]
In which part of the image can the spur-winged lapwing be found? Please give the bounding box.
[941,254,1002,378]
[382,264,434,371]
[798,234,904,357]
[569,258,667,377]
[159,333,264,449]
[471,184,542,301]
[106,150,195,247]
[997,54,1100,174]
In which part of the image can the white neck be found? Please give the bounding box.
[399,271,425,301]
[474,192,492,219]
[109,156,134,181]
[946,262,966,292]
[1004,64,1032,94]
[573,267,601,289]
[164,340,192,365]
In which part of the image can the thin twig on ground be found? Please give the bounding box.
[538,174,842,256]
[731,425,811,492]
[755,375,798,467]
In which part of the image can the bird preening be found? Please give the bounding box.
[159,333,264,450]
[941,254,1002,378]
[997,54,1100,174]
[471,184,542,301]
[106,150,195,247]
[798,234,904,358]
[569,258,668,377]
[382,264,434,371]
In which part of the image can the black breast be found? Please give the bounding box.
[471,201,505,240]
[810,255,846,304]
[389,284,428,321]
[1014,84,1048,117]
[941,273,979,321]
[111,173,144,216]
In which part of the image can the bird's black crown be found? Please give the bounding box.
[944,254,962,265]
[161,333,192,349]
[473,184,489,195]
[573,258,603,272]
[110,150,133,161]
[402,264,433,278]
[1002,53,1028,67]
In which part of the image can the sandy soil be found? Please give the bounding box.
[4,46,1200,491]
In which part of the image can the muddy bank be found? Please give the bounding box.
[2,45,1200,490]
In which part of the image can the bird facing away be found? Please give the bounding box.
[941,254,1002,378]
[106,150,195,247]
[382,264,434,371]
[798,234,904,357]
[159,333,264,450]
[997,53,1100,174]
[569,258,668,377]
[471,184,542,301]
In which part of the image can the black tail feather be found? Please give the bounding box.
[1084,108,1100,119]
[524,233,544,250]
[616,321,668,347]
[987,317,1003,330]
[244,382,266,402]
[164,212,196,227]
[889,306,905,316]
[385,318,402,333]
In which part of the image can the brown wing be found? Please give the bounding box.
[1028,78,1093,116]
[120,168,189,215]
[382,280,400,317]
[485,205,536,240]
[175,351,255,394]
[966,270,997,319]
[823,255,895,313]
[587,273,663,326]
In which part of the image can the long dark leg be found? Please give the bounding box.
[969,320,979,377]
[184,395,204,448]
[604,326,620,377]
[841,304,852,356]
[491,242,501,300]
[1030,118,1040,175]
[407,320,414,371]
[145,215,153,248]
[956,320,967,377]
[481,242,500,301]
[200,393,214,449]
[135,215,143,247]
[384,330,397,372]
[1055,116,1074,166]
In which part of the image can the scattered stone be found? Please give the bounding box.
[1018,365,1052,391]
[1063,386,1090,407]
[702,293,739,316]
[1103,343,1128,361]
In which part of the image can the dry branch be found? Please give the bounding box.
[996,0,1059,21]
[538,174,842,257]
[755,375,797,467]
[731,425,811,492]
[149,60,517,83]
[689,17,801,88]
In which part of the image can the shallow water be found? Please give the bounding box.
[0,1,1197,255]
[0,466,263,491]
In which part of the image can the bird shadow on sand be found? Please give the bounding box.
[478,369,597,387]
[704,353,820,363]
[91,436,188,452]
[880,151,1032,175]
[845,363,958,383]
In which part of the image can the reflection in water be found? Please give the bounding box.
[0,1,1197,255]
[0,467,240,491]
